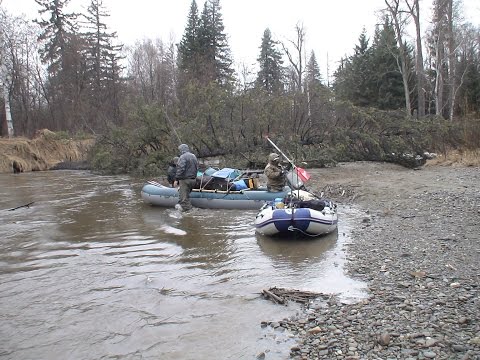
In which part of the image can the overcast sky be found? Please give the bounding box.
[3,0,480,81]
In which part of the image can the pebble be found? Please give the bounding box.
[283,166,480,359]
[423,350,436,358]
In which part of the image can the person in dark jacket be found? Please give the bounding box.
[264,152,286,192]
[175,144,198,211]
[167,156,179,187]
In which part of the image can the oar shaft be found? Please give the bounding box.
[266,137,296,169]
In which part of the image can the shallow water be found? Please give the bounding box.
[0,171,367,359]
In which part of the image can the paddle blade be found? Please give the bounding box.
[296,167,310,182]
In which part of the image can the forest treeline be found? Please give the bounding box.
[0,0,479,175]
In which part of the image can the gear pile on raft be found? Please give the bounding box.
[141,137,338,237]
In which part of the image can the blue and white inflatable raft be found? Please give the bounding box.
[254,198,338,237]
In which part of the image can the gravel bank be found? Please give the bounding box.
[271,162,480,359]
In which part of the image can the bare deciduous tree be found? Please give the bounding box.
[405,0,425,117]
[445,0,456,121]
[282,22,305,93]
[384,0,412,115]
[126,38,177,107]
[280,23,308,140]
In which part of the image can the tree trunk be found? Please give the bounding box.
[435,38,444,117]
[385,0,412,115]
[433,0,448,117]
[446,0,456,121]
[407,0,425,117]
[1,81,14,137]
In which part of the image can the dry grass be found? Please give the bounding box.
[426,149,480,167]
[0,132,94,173]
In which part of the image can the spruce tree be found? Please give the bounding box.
[255,28,284,94]
[197,0,234,86]
[305,50,331,111]
[34,0,84,130]
[370,18,409,110]
[83,0,123,92]
[34,0,78,76]
[306,51,322,88]
[178,0,201,83]
[333,29,375,106]
[82,0,124,124]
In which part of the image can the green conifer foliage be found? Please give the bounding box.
[197,0,234,87]
[306,51,322,88]
[34,0,84,130]
[178,0,233,88]
[333,29,375,106]
[333,21,413,110]
[370,17,412,110]
[82,0,124,125]
[34,0,78,76]
[255,28,284,94]
[178,0,201,83]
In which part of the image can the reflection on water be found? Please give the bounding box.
[0,171,366,360]
[256,230,337,264]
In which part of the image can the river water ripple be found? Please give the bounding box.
[0,171,366,359]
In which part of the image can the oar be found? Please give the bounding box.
[265,137,310,182]
[162,108,182,144]
[264,137,327,201]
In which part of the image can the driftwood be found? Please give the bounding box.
[262,287,323,305]
[7,202,34,211]
[262,289,285,304]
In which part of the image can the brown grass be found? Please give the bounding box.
[0,130,94,173]
[426,149,480,167]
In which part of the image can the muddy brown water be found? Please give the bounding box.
[0,171,367,359]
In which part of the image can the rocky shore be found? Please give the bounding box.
[269,162,480,359]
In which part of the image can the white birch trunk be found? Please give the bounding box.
[1,80,14,137]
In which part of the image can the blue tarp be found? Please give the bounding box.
[233,179,248,190]
[211,168,241,179]
[204,167,217,176]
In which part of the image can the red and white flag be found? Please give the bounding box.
[295,166,310,182]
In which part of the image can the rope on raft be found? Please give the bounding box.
[287,225,325,238]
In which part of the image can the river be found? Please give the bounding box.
[0,171,366,360]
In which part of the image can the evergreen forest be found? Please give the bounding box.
[1,0,479,175]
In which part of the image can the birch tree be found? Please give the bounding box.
[1,8,47,136]
[0,7,14,137]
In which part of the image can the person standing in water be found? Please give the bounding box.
[175,144,198,211]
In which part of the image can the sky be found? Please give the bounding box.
[2,0,480,82]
